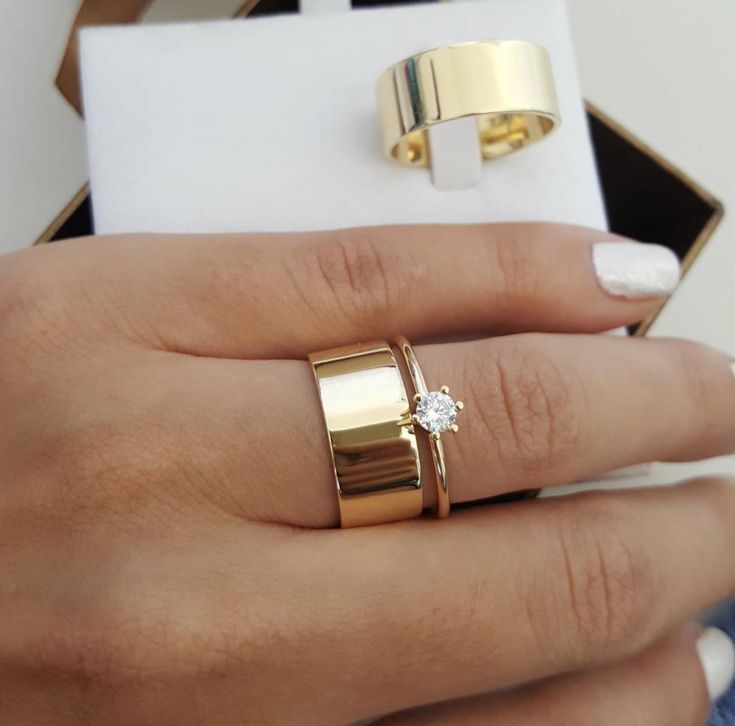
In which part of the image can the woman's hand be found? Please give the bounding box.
[1,223,734,725]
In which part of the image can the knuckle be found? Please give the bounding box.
[672,340,713,416]
[27,608,151,693]
[20,592,257,726]
[302,231,406,333]
[684,476,735,546]
[23,569,290,698]
[60,424,143,493]
[0,259,49,338]
[53,421,194,524]
[489,227,544,303]
[466,337,585,476]
[669,339,730,449]
[0,252,84,360]
[530,497,655,665]
[30,609,196,707]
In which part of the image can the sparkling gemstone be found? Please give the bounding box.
[415,390,457,433]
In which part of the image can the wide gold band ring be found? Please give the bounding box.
[309,341,422,528]
[376,40,560,166]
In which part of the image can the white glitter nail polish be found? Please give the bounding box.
[696,627,735,702]
[592,241,680,298]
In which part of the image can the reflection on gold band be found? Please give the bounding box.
[376,40,560,167]
[309,342,422,528]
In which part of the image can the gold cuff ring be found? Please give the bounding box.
[376,40,560,167]
[309,341,422,528]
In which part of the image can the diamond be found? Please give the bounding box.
[415,390,457,434]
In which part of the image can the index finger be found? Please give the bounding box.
[5,223,679,358]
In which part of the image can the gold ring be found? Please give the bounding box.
[376,40,560,167]
[395,337,463,518]
[309,341,422,528]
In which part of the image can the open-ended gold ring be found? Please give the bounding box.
[395,337,463,518]
[376,40,560,166]
[309,341,422,528]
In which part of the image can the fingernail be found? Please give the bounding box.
[592,241,680,298]
[696,627,735,701]
[730,361,735,379]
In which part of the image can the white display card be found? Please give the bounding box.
[80,0,607,234]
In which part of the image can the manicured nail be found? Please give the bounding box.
[696,627,735,701]
[592,241,680,298]
[730,361,735,379]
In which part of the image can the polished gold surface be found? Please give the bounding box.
[396,337,462,519]
[309,342,422,528]
[376,40,560,167]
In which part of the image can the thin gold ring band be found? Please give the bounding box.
[309,341,422,528]
[395,337,463,518]
[376,40,561,167]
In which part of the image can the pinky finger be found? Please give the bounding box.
[378,626,734,726]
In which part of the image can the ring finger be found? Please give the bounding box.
[77,330,735,528]
[15,329,734,529]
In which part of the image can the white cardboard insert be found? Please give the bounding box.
[80,0,607,235]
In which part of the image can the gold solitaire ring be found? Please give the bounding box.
[376,40,560,166]
[396,337,463,519]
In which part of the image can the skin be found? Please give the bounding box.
[0,222,734,724]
